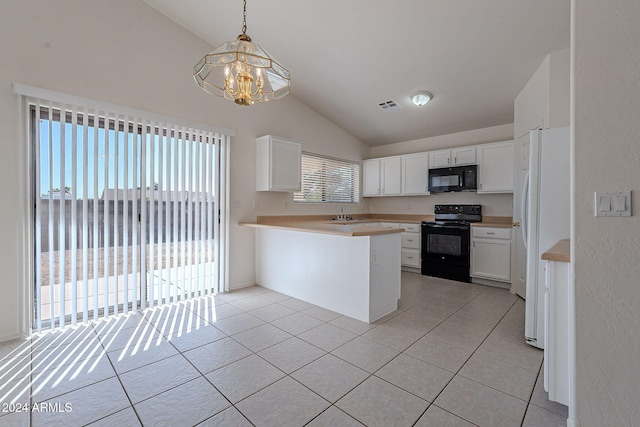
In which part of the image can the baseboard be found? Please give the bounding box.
[0,332,27,345]
[228,281,257,291]
[471,277,511,289]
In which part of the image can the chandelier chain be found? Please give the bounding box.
[242,0,247,35]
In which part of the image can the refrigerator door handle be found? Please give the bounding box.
[521,172,530,249]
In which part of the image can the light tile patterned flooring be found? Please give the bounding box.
[0,272,568,426]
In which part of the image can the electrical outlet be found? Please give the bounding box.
[284,200,289,209]
[252,200,259,210]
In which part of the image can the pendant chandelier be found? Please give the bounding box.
[193,0,291,106]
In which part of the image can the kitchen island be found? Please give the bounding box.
[240,217,403,323]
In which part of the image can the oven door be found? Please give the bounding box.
[421,223,471,282]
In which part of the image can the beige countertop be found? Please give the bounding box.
[471,222,513,229]
[239,220,404,236]
[240,214,513,236]
[471,216,514,228]
[541,239,571,263]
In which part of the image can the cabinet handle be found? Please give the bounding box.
[454,156,457,164]
[407,256,414,259]
[448,158,450,165]
[487,232,495,235]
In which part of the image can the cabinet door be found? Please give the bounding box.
[452,146,476,165]
[256,136,301,191]
[544,260,571,406]
[402,153,429,195]
[271,138,302,191]
[477,141,514,193]
[471,238,511,282]
[428,149,451,168]
[381,156,402,195]
[362,159,381,196]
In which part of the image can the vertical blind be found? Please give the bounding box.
[293,152,360,203]
[17,85,233,332]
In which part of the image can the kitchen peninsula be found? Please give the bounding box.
[240,216,406,323]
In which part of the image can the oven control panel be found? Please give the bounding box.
[434,204,481,215]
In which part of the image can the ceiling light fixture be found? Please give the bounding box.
[193,0,291,106]
[411,91,433,106]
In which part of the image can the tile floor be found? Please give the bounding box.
[0,272,568,426]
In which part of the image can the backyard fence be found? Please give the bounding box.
[39,199,215,252]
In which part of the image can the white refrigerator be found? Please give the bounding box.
[523,127,570,349]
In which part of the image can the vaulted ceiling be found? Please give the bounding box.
[143,0,570,146]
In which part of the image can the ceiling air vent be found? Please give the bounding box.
[378,100,401,111]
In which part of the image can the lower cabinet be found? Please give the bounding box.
[378,222,421,269]
[471,226,511,283]
[400,223,421,269]
[544,259,570,406]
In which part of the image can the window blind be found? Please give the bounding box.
[16,84,233,331]
[293,152,360,203]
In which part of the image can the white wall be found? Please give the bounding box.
[0,0,369,340]
[573,1,640,425]
[369,124,515,217]
[514,49,570,139]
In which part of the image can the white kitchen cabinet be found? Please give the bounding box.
[477,140,514,193]
[429,147,476,168]
[256,135,302,192]
[399,222,421,269]
[401,152,429,195]
[471,226,511,283]
[362,159,381,196]
[362,156,401,196]
[544,257,571,406]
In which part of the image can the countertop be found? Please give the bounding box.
[239,214,513,236]
[541,239,571,263]
[239,220,404,237]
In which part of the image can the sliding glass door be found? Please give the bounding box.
[30,99,228,331]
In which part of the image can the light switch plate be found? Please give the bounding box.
[595,191,631,217]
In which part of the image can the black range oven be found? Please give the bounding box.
[421,204,481,283]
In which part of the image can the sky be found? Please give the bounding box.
[38,119,216,200]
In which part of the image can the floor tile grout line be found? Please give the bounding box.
[519,363,546,427]
[18,278,556,426]
[88,319,145,427]
[416,296,527,425]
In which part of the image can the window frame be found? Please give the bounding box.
[293,152,360,204]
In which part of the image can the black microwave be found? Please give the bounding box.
[428,165,477,193]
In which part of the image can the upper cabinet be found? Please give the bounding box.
[362,156,402,196]
[256,135,302,192]
[402,152,429,195]
[364,140,514,197]
[429,146,476,168]
[362,159,381,196]
[477,141,514,193]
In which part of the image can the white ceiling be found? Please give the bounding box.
[143,0,570,147]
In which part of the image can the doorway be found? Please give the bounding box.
[29,99,229,331]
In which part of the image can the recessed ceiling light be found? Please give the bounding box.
[411,91,433,106]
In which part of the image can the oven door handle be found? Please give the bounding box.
[521,171,530,249]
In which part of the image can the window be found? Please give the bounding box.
[16,84,233,331]
[293,152,360,203]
